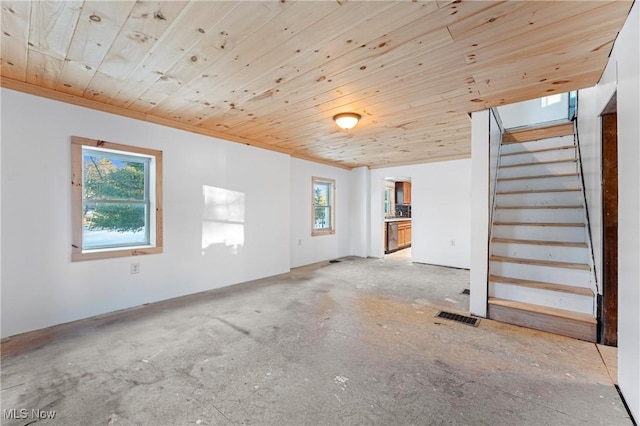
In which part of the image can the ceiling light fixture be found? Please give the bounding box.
[333,112,361,130]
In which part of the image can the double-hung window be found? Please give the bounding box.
[71,137,162,261]
[384,188,394,216]
[312,177,335,236]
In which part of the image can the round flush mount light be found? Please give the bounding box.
[333,112,361,130]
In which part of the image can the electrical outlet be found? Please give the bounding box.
[298,239,302,246]
[450,239,456,247]
[130,263,140,274]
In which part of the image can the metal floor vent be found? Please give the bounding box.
[435,311,480,327]
[461,288,470,295]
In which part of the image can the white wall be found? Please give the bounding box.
[349,166,370,258]
[0,89,3,328]
[497,93,569,129]
[469,110,490,317]
[576,4,639,420]
[369,160,471,269]
[290,158,352,268]
[1,88,291,338]
[613,4,640,420]
[576,87,604,290]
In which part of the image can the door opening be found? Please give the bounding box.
[600,95,618,347]
[383,177,412,255]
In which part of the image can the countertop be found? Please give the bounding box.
[384,217,412,222]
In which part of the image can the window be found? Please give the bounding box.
[384,188,394,217]
[541,93,562,107]
[312,177,335,236]
[71,136,162,261]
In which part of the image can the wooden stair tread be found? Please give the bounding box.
[501,145,576,157]
[498,172,579,181]
[492,238,587,248]
[489,275,594,296]
[495,205,582,209]
[494,221,585,227]
[500,158,577,168]
[490,255,590,270]
[488,297,596,324]
[497,188,581,195]
[502,122,574,144]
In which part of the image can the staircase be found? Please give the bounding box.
[488,122,597,342]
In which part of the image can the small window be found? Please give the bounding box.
[312,177,335,236]
[541,93,562,107]
[71,137,162,261]
[384,188,394,216]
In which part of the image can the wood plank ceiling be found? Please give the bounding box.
[0,1,632,169]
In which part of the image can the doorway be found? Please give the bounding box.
[600,95,618,346]
[383,177,412,255]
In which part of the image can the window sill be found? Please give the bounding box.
[312,229,336,237]
[72,246,162,262]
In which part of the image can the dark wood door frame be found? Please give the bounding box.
[601,112,618,346]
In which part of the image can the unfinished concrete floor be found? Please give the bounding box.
[1,249,632,425]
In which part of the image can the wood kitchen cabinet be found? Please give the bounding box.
[385,219,411,253]
[384,224,388,252]
[395,181,412,205]
[398,220,412,248]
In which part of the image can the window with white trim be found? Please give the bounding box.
[384,187,394,216]
[71,137,162,261]
[312,177,335,236]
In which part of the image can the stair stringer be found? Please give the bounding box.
[572,119,599,311]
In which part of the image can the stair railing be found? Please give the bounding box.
[488,108,504,230]
[486,108,505,309]
[572,103,600,296]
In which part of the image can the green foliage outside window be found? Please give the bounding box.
[84,154,148,233]
[314,182,331,230]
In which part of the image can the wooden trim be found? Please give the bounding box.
[489,275,594,296]
[502,122,574,144]
[488,298,596,324]
[488,297,596,342]
[489,255,590,271]
[367,152,470,169]
[499,158,577,168]
[72,135,162,157]
[72,246,163,262]
[311,176,336,237]
[501,144,576,157]
[155,148,164,249]
[1,78,352,170]
[498,172,579,181]
[495,205,582,209]
[601,112,618,346]
[71,142,83,258]
[71,136,163,261]
[492,238,587,248]
[493,221,585,227]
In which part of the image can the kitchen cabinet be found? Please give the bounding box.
[395,181,412,205]
[384,224,388,252]
[398,220,412,249]
[385,219,411,253]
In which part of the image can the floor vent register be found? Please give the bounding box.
[435,311,480,327]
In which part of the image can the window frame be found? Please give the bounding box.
[71,136,163,261]
[384,187,394,217]
[311,176,335,236]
